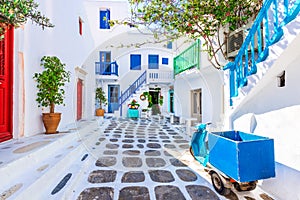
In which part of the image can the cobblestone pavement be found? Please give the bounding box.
[74,118,222,200]
[0,117,276,199]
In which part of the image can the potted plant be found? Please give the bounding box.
[128,99,140,109]
[95,87,107,116]
[33,56,70,134]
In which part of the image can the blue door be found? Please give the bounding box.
[168,90,174,113]
[100,51,111,75]
[108,85,120,113]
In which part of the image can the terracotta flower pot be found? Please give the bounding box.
[96,108,105,116]
[42,113,61,134]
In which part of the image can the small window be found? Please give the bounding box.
[167,41,172,49]
[148,54,159,69]
[130,54,141,70]
[79,17,83,35]
[277,71,285,87]
[100,9,110,29]
[162,58,169,65]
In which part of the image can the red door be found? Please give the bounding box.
[0,27,14,143]
[77,79,83,120]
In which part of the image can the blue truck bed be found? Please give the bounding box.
[208,131,275,182]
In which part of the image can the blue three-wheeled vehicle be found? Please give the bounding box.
[190,123,276,195]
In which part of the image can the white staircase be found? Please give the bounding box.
[0,119,110,199]
[228,16,300,111]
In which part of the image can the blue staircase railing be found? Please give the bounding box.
[95,61,119,76]
[224,0,300,105]
[118,71,147,116]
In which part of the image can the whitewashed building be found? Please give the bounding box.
[0,0,179,142]
[172,0,300,199]
[1,0,300,199]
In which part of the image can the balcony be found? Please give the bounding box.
[147,69,173,84]
[95,61,118,76]
[174,39,200,76]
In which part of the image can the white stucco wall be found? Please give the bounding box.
[13,0,95,137]
[174,66,223,125]
[230,35,300,199]
[82,29,176,118]
[83,0,130,48]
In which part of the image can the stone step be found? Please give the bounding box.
[0,119,101,199]
[14,143,87,199]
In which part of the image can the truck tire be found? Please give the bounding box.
[211,172,231,195]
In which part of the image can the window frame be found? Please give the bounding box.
[162,57,169,65]
[130,54,141,70]
[79,17,83,35]
[148,54,159,69]
[99,9,110,29]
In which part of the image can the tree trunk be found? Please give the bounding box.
[50,103,55,113]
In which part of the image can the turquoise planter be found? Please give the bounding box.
[127,109,139,118]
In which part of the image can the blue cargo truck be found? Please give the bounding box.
[190,123,275,195]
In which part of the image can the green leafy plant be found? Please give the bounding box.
[0,0,54,39]
[110,0,262,69]
[95,87,107,109]
[128,99,140,109]
[159,95,163,106]
[143,91,153,108]
[33,56,70,113]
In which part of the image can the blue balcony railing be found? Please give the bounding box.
[95,61,119,76]
[224,0,300,105]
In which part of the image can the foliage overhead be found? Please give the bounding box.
[110,0,262,69]
[0,0,54,39]
[33,56,70,113]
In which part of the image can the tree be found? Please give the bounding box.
[110,0,262,69]
[0,0,54,39]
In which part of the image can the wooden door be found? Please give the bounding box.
[191,89,202,122]
[0,27,14,142]
[77,79,83,120]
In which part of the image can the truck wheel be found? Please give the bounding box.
[234,181,257,191]
[247,181,257,191]
[189,147,196,160]
[211,172,231,195]
[233,183,242,191]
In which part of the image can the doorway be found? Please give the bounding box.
[149,89,160,115]
[191,89,202,122]
[108,85,119,113]
[168,90,174,113]
[77,79,83,120]
[0,27,14,142]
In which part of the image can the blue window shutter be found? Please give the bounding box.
[162,58,169,65]
[100,9,110,29]
[167,41,172,49]
[130,54,141,70]
[148,55,159,69]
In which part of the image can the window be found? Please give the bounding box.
[100,9,110,29]
[148,54,159,69]
[98,51,111,75]
[162,58,169,65]
[167,41,172,49]
[79,17,83,35]
[130,54,141,70]
[277,71,285,87]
